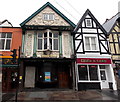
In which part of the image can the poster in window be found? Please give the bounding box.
[45,72,51,82]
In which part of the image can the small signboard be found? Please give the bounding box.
[45,72,51,82]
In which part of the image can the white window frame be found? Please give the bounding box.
[37,30,59,51]
[43,13,54,20]
[0,32,12,51]
[84,35,98,51]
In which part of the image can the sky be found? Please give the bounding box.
[0,0,119,27]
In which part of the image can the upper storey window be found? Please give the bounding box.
[37,30,59,51]
[86,19,92,27]
[85,36,97,51]
[43,13,54,20]
[0,33,12,51]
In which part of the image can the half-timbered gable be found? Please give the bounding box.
[103,13,120,62]
[74,9,109,57]
[74,9,117,91]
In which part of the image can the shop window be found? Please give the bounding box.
[0,33,12,50]
[37,30,59,51]
[89,65,98,80]
[78,65,99,81]
[78,65,88,80]
[85,37,97,51]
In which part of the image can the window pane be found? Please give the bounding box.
[86,19,92,27]
[49,38,52,50]
[91,37,96,50]
[54,39,58,50]
[38,33,42,37]
[54,33,58,38]
[44,38,47,49]
[49,32,52,37]
[38,39,42,50]
[99,65,105,69]
[43,14,48,20]
[89,65,98,80]
[49,14,54,20]
[78,65,88,80]
[0,39,5,49]
[100,70,106,80]
[44,32,47,37]
[7,33,12,38]
[6,40,11,50]
[85,37,90,50]
[1,33,6,38]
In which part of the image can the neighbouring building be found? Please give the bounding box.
[74,9,117,90]
[0,20,22,92]
[19,2,76,90]
[103,13,120,89]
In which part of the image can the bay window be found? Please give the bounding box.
[37,30,59,51]
[0,33,12,50]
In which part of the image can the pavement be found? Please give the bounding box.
[2,89,120,102]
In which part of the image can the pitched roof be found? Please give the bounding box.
[20,2,76,27]
[0,19,13,27]
[102,12,120,34]
[74,9,107,34]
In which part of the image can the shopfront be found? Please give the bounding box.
[76,58,117,90]
[19,58,74,90]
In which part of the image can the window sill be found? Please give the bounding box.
[0,50,10,51]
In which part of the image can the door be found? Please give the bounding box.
[58,72,69,88]
[100,69,109,89]
[25,66,35,88]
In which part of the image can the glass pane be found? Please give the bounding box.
[49,14,54,20]
[54,33,58,38]
[6,40,11,50]
[54,39,58,50]
[38,39,42,50]
[89,65,98,80]
[99,65,105,69]
[7,33,12,38]
[44,38,47,49]
[85,37,90,50]
[100,70,106,80]
[49,38,52,50]
[91,37,96,50]
[0,39,5,49]
[1,33,6,38]
[78,65,88,80]
[49,32,52,37]
[44,32,47,37]
[38,33,42,37]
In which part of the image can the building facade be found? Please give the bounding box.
[74,9,117,90]
[103,13,120,89]
[19,2,76,90]
[0,20,22,92]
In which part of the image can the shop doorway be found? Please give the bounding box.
[24,66,35,88]
[100,66,109,89]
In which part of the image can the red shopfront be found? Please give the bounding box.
[76,58,117,90]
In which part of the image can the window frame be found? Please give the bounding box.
[43,13,54,21]
[84,35,98,51]
[78,64,99,82]
[0,32,12,51]
[85,19,92,27]
[37,30,59,51]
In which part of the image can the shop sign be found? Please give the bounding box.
[77,58,111,64]
[0,58,18,65]
[45,72,51,82]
